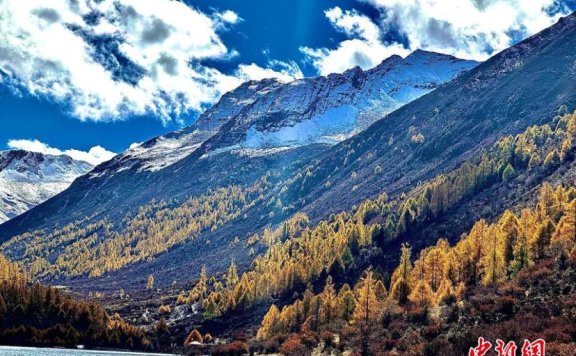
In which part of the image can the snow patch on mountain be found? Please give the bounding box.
[244,106,358,148]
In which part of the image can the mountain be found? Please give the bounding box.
[2,11,576,355]
[0,50,476,241]
[102,50,476,174]
[3,10,576,294]
[5,7,576,295]
[0,150,93,223]
[279,12,576,220]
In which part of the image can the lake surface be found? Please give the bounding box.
[0,346,175,356]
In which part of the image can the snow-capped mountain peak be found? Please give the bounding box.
[0,150,93,222]
[100,50,478,173]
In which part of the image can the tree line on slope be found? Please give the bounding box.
[255,182,576,354]
[2,111,574,286]
[0,254,151,350]
[177,113,576,322]
[1,182,267,280]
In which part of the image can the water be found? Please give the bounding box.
[0,346,176,356]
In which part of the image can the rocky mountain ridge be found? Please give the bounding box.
[0,150,93,223]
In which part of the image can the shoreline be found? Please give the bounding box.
[0,345,177,355]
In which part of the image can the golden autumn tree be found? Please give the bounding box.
[511,210,535,273]
[424,239,449,291]
[257,304,281,340]
[465,219,488,285]
[146,274,155,289]
[530,218,555,261]
[409,280,434,306]
[481,225,507,284]
[225,261,239,289]
[550,200,576,256]
[390,243,412,304]
[434,277,454,305]
[352,270,380,356]
[190,265,208,302]
[374,279,388,301]
[498,210,520,265]
[320,276,338,325]
[338,284,356,322]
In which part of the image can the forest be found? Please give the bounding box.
[252,183,576,355]
[174,113,576,354]
[1,113,576,354]
[0,254,155,350]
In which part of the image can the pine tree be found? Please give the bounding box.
[257,304,280,340]
[202,292,219,319]
[467,219,488,285]
[338,284,356,322]
[481,226,506,284]
[320,276,338,325]
[530,218,555,261]
[146,274,155,290]
[511,226,531,273]
[528,152,541,169]
[499,210,520,265]
[352,270,380,325]
[225,261,239,289]
[551,201,576,255]
[424,242,447,291]
[374,280,388,301]
[390,244,412,304]
[434,278,454,305]
[537,183,555,221]
[409,280,434,306]
[502,163,516,181]
[190,265,208,302]
[353,270,380,356]
[543,149,561,167]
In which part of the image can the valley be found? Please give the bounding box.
[1,10,576,356]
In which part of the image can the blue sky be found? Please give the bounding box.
[0,0,575,164]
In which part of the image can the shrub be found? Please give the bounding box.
[184,329,203,346]
[422,323,442,339]
[212,340,249,356]
[496,296,516,316]
[320,330,335,348]
[407,305,428,324]
[203,333,213,344]
[280,336,309,356]
[158,304,171,315]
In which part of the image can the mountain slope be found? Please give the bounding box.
[0,50,476,239]
[4,11,576,293]
[105,11,576,290]
[197,50,477,155]
[0,150,93,223]
[101,50,476,175]
[278,13,576,221]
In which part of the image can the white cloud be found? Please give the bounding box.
[0,0,301,123]
[303,1,571,75]
[301,7,410,75]
[237,60,304,82]
[7,139,116,166]
[363,0,569,61]
[217,10,242,25]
